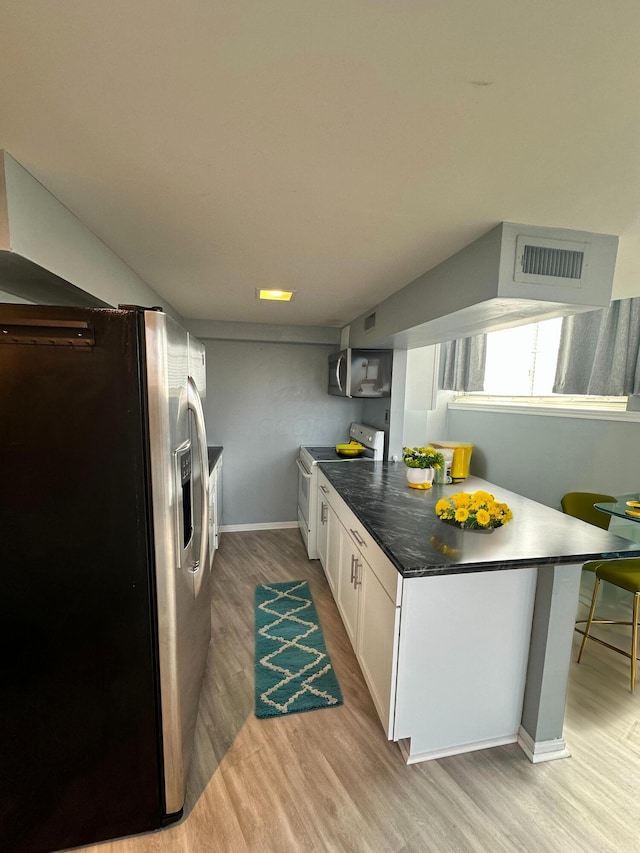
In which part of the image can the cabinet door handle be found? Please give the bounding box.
[349,528,366,547]
[321,503,328,524]
[353,558,362,589]
[350,554,356,583]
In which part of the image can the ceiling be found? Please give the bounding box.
[1,1,640,327]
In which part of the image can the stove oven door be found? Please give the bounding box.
[295,456,317,558]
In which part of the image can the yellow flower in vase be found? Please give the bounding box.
[434,490,513,530]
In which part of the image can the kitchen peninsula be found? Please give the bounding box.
[315,462,640,765]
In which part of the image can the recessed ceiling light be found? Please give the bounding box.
[256,289,296,302]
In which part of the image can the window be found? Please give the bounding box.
[444,297,640,413]
[452,320,631,414]
[482,318,562,396]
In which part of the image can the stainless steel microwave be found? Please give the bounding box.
[328,348,392,398]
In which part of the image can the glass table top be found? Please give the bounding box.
[595,493,640,522]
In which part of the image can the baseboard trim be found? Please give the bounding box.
[517,726,571,763]
[220,521,299,533]
[397,734,518,765]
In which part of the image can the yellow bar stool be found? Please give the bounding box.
[561,492,617,636]
[561,491,615,531]
[577,559,640,692]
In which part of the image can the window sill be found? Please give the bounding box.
[449,397,640,422]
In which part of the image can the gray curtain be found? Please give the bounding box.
[553,297,640,395]
[441,335,486,392]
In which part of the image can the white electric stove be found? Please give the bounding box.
[296,423,385,559]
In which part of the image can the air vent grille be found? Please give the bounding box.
[522,244,584,279]
[364,312,376,330]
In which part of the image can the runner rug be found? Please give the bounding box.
[254,580,343,718]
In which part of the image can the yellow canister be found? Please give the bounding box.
[430,441,474,482]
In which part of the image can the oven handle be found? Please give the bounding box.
[296,458,313,479]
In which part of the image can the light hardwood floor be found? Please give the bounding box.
[78,530,640,853]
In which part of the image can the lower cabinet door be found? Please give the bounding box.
[328,497,402,739]
[336,523,359,652]
[357,558,400,738]
[325,504,339,595]
[316,494,329,569]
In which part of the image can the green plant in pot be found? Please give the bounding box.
[402,446,445,490]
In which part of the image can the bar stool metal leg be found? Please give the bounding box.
[578,578,601,664]
[632,593,639,693]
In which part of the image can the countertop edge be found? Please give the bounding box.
[318,462,640,579]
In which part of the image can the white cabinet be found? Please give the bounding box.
[316,475,330,570]
[317,471,340,594]
[335,524,400,737]
[325,503,339,595]
[319,475,401,739]
[313,471,560,767]
[357,558,400,737]
[336,522,360,649]
[393,569,537,763]
[325,480,539,759]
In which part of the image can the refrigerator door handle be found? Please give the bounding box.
[187,376,209,598]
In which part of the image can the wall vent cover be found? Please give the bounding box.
[364,311,376,330]
[521,244,583,278]
[514,234,589,287]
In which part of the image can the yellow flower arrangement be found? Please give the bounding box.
[435,491,513,530]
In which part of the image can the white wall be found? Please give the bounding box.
[446,406,640,511]
[201,338,362,527]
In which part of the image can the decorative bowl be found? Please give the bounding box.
[335,442,364,457]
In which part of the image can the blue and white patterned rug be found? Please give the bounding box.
[254,580,343,718]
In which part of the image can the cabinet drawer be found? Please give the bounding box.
[334,492,401,605]
[317,469,339,513]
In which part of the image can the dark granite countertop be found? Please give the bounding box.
[207,446,223,473]
[318,462,640,578]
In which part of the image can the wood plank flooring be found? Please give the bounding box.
[77,530,640,853]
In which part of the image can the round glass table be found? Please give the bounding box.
[595,493,640,522]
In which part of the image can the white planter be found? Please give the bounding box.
[406,467,435,488]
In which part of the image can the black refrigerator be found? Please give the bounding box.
[0,304,212,853]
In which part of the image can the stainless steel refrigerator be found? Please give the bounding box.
[0,305,212,853]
